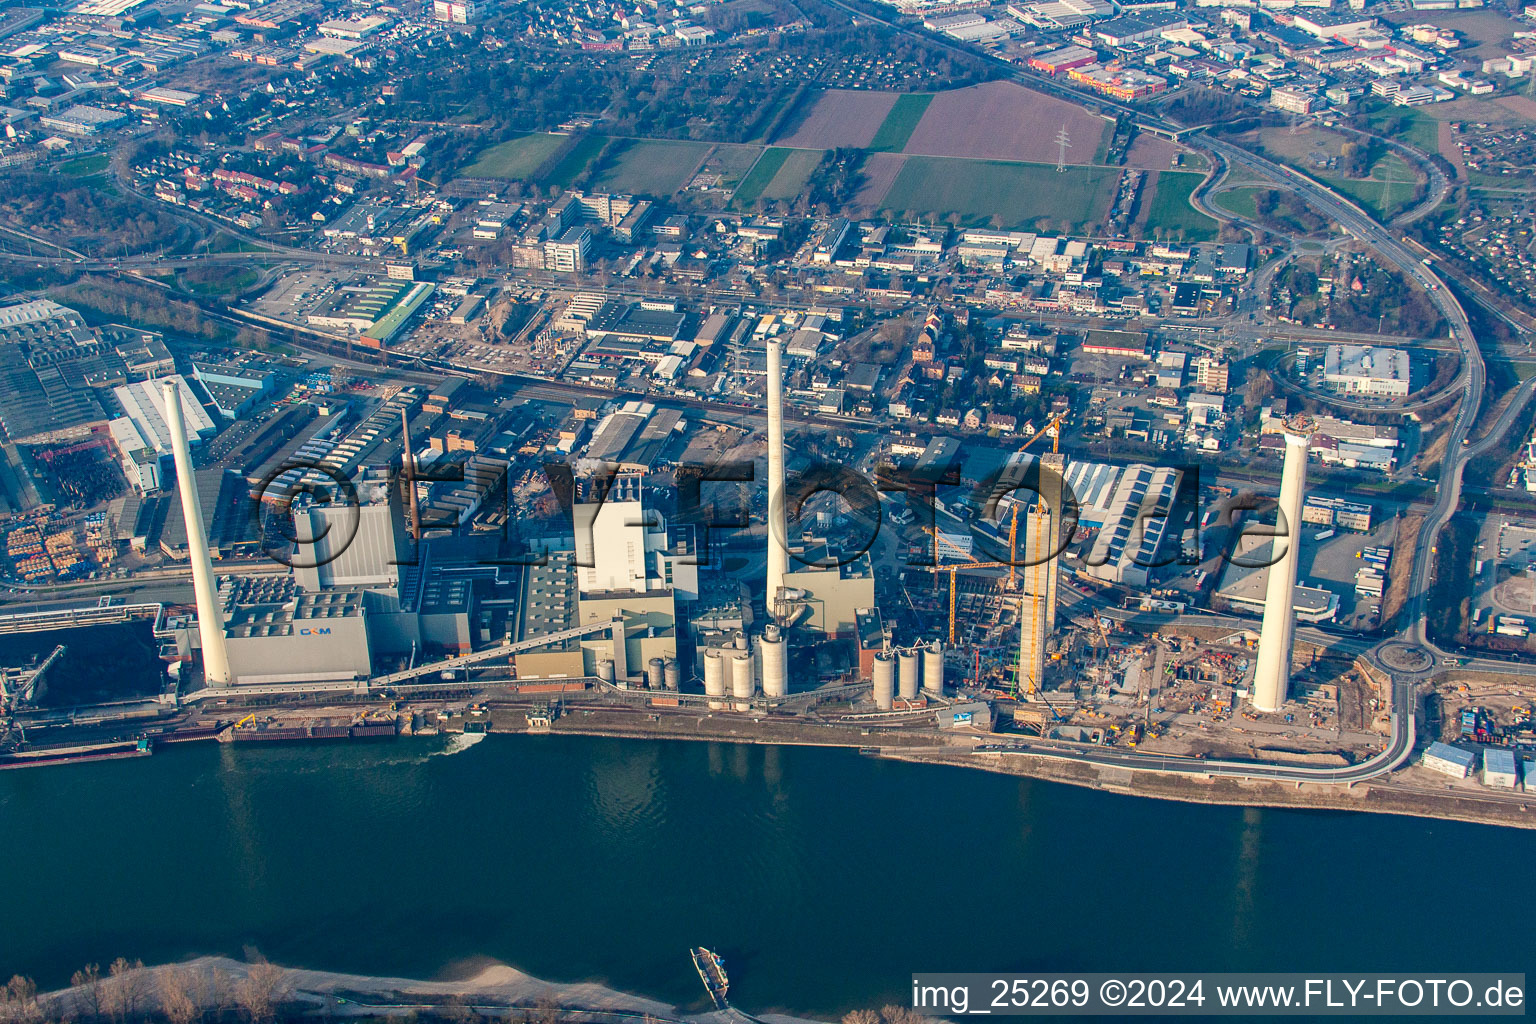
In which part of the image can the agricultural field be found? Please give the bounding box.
[878,157,1116,230]
[778,89,898,149]
[868,93,933,152]
[542,135,611,189]
[1123,134,1183,171]
[592,139,714,195]
[693,144,764,190]
[901,81,1110,165]
[462,133,569,179]
[734,148,822,204]
[1141,171,1220,241]
[734,148,791,203]
[852,153,907,215]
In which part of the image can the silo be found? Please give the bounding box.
[646,657,665,690]
[872,651,895,710]
[730,650,755,710]
[897,649,919,700]
[596,658,615,685]
[760,624,788,698]
[662,657,680,691]
[703,649,727,710]
[923,640,944,697]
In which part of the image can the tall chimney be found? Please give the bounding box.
[400,406,420,542]
[163,378,232,686]
[1252,432,1309,713]
[766,337,788,620]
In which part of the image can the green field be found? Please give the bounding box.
[542,135,611,189]
[759,149,821,201]
[1319,153,1420,219]
[734,148,791,204]
[1361,101,1440,152]
[869,94,933,152]
[1144,171,1220,241]
[880,157,1116,230]
[706,144,766,187]
[58,153,109,177]
[462,134,569,179]
[592,139,714,195]
[1213,186,1265,220]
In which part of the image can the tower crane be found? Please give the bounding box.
[927,527,1014,646]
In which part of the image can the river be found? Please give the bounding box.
[1,734,1531,1017]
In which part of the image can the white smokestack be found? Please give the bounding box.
[1252,432,1309,712]
[766,337,788,621]
[163,379,233,687]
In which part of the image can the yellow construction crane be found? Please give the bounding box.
[929,412,1066,649]
[928,527,1012,646]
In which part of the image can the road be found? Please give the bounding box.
[979,679,1415,783]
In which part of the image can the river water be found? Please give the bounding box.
[2,734,1531,1017]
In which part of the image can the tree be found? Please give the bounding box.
[3,976,37,1021]
[843,1010,881,1024]
[158,968,199,1024]
[103,959,143,1024]
[234,963,288,1024]
[1243,367,1274,411]
[71,964,102,1022]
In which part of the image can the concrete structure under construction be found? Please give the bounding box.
[164,378,232,687]
[1017,452,1065,695]
[1252,433,1310,713]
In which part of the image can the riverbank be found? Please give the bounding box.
[11,698,1531,829]
[38,956,829,1024]
[881,746,1536,830]
[529,708,1535,829]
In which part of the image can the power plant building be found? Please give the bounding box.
[221,577,373,685]
[780,537,876,636]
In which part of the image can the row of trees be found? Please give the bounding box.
[0,961,287,1024]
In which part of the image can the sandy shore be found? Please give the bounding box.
[40,956,830,1024]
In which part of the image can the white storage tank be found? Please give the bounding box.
[730,650,755,710]
[596,658,615,685]
[663,657,680,691]
[872,651,895,710]
[897,649,919,700]
[760,624,788,698]
[646,657,665,690]
[923,640,944,697]
[703,649,727,709]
